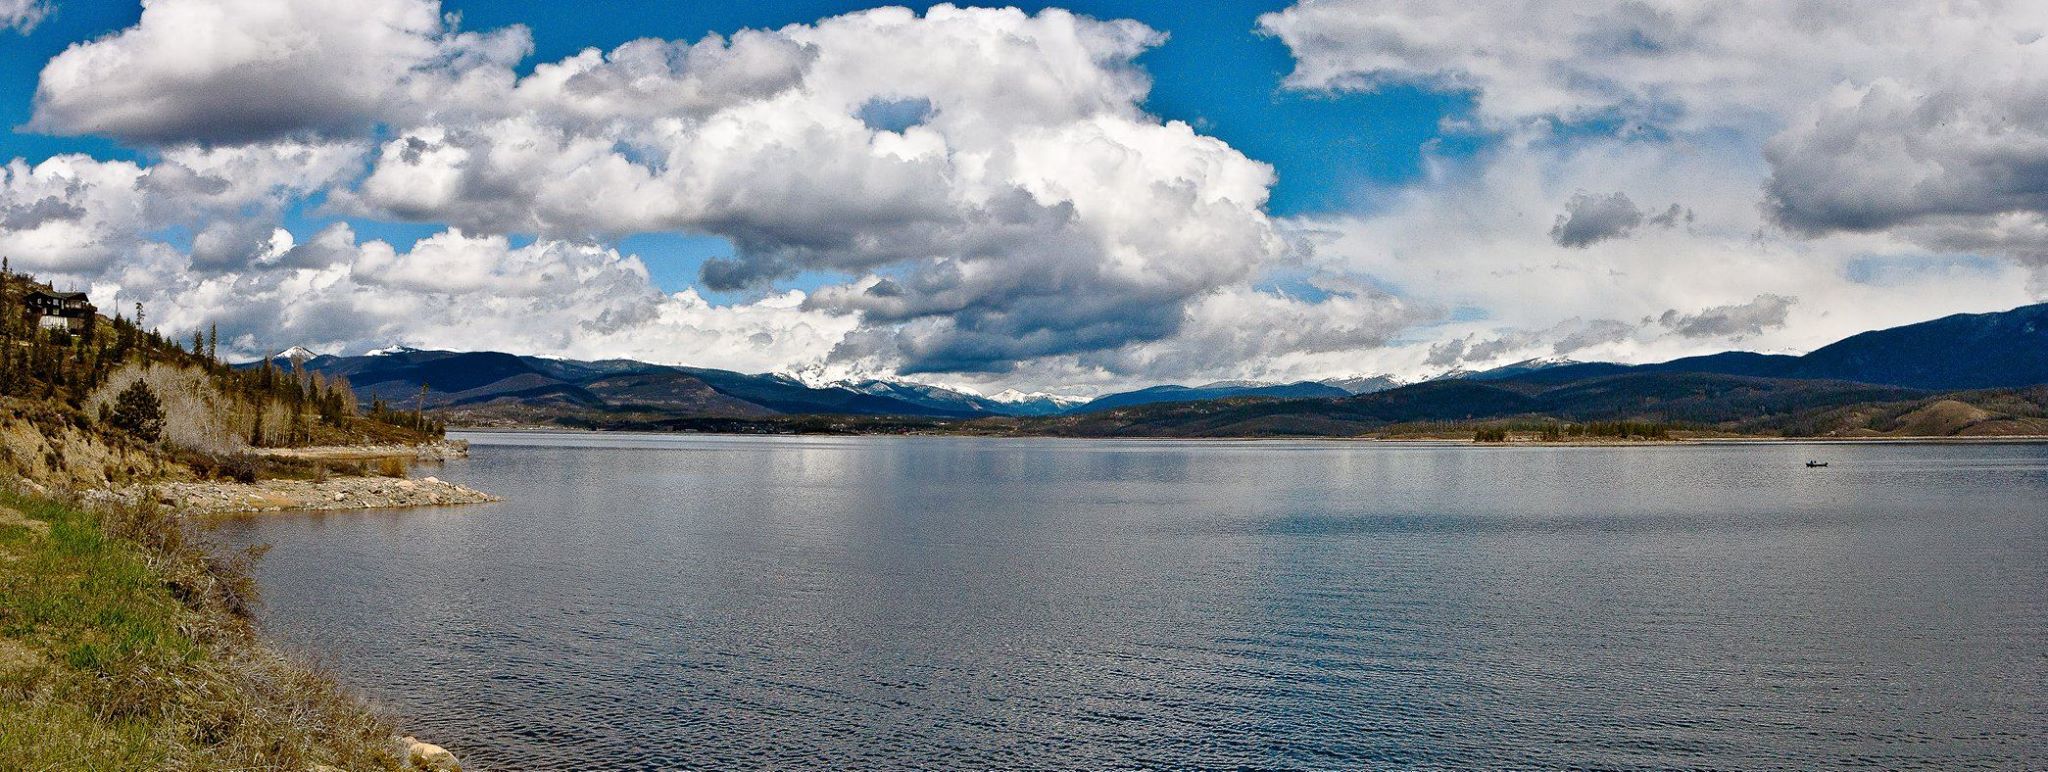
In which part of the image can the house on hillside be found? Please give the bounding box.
[23,289,95,333]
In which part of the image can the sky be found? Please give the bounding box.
[0,0,2043,396]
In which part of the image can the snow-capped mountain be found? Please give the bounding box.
[1318,375,1404,395]
[268,345,319,364]
[987,389,1091,416]
[836,379,1004,415]
[1465,357,1584,381]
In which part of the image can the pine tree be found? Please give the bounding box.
[110,379,165,443]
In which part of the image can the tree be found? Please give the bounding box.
[110,379,165,443]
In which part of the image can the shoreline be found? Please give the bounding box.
[450,425,2048,446]
[110,474,500,516]
[74,439,501,517]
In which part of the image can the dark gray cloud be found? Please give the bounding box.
[1763,77,2048,261]
[1658,294,1795,338]
[1645,203,1693,228]
[1551,191,1643,247]
[188,219,278,272]
[1551,191,1694,248]
[0,194,86,230]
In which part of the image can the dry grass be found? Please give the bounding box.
[372,458,408,479]
[0,398,176,489]
[0,485,408,771]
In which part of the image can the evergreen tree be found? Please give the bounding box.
[110,379,165,443]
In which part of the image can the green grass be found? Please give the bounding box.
[0,490,405,771]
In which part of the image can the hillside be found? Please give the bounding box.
[1783,303,2048,389]
[1,269,443,487]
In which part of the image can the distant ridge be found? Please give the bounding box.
[1075,381,1350,413]
[1495,302,2048,391]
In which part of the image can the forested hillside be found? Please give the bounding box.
[0,266,440,485]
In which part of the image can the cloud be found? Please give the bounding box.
[1552,318,1636,355]
[1550,191,1643,248]
[0,143,363,276]
[31,0,529,143]
[0,155,150,273]
[1,0,48,33]
[36,2,1292,376]
[1262,1,2048,269]
[1550,191,1692,247]
[1657,294,1797,339]
[110,224,860,373]
[1764,74,2048,265]
[1284,131,2040,376]
[13,2,1359,387]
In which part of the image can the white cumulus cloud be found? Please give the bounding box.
[22,1,1323,383]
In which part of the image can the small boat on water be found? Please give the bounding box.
[1806,460,1829,468]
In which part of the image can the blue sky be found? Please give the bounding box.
[0,0,1469,296]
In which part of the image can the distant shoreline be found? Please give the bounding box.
[447,426,2048,445]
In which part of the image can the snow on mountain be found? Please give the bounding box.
[1466,357,1584,381]
[270,345,319,362]
[1318,375,1404,395]
[989,389,1090,408]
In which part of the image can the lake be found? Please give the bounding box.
[214,432,2048,770]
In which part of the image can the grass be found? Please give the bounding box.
[0,488,407,770]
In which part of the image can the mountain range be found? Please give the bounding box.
[250,301,2048,435]
[1038,303,2048,438]
[252,350,1403,420]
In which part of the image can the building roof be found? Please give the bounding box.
[25,290,90,301]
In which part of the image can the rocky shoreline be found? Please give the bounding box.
[62,439,502,516]
[106,474,499,516]
[250,440,475,463]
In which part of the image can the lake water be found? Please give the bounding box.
[214,432,2048,770]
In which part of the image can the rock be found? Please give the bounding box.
[403,736,463,771]
[332,491,348,501]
